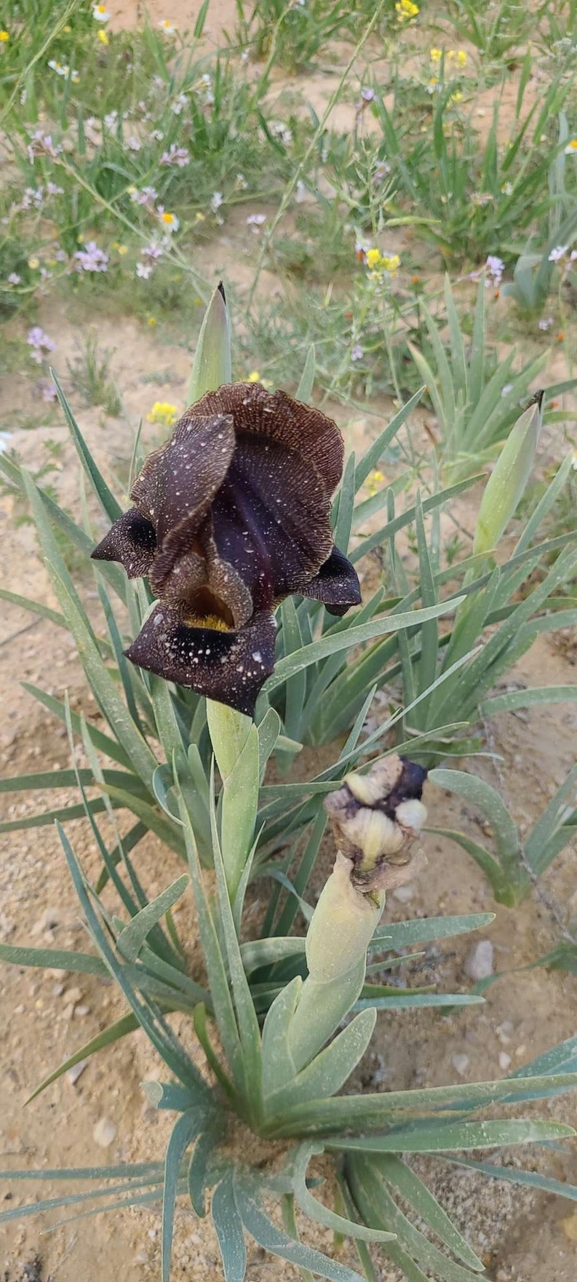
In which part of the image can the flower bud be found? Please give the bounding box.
[473,392,543,557]
[305,852,384,983]
[324,754,427,891]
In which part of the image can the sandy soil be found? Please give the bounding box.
[1,7,577,1282]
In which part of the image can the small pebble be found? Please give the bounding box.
[31,907,61,936]
[499,1052,512,1071]
[392,884,415,903]
[464,940,494,982]
[74,1004,91,1017]
[63,986,83,1005]
[93,1117,117,1148]
[452,1053,470,1077]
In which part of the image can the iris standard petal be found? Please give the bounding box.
[210,433,334,604]
[131,411,235,547]
[125,604,277,716]
[91,507,157,577]
[192,383,344,496]
[299,545,361,616]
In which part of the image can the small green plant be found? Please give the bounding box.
[67,330,122,416]
[235,0,352,74]
[446,0,534,62]
[3,725,577,1282]
[429,763,577,905]
[355,77,572,265]
[408,274,551,469]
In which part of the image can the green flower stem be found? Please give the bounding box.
[207,701,260,902]
[287,853,384,1073]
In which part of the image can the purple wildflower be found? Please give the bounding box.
[37,377,58,403]
[351,344,364,362]
[27,129,62,163]
[160,143,189,167]
[74,241,109,273]
[27,327,56,363]
[485,255,505,287]
[130,186,158,207]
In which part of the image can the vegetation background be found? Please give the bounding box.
[1,0,577,1279]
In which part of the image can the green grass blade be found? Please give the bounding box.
[350,475,482,565]
[26,1013,139,1103]
[292,1142,395,1243]
[480,685,577,715]
[0,943,107,977]
[162,1109,207,1282]
[373,1154,483,1270]
[116,875,189,962]
[51,369,123,521]
[212,1169,248,1282]
[266,599,464,692]
[355,388,424,490]
[370,913,495,951]
[234,1175,366,1282]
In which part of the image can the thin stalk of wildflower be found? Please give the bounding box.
[247,0,388,311]
[0,1,79,126]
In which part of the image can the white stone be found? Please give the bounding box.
[452,1053,470,1077]
[499,1052,512,1071]
[392,884,415,903]
[464,940,494,982]
[93,1116,117,1148]
[67,1059,89,1085]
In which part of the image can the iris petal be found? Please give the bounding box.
[300,545,361,616]
[192,384,344,496]
[91,507,157,577]
[211,433,334,604]
[125,604,277,716]
[131,411,235,548]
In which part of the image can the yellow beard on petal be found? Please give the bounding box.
[184,612,232,632]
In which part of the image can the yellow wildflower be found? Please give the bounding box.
[430,48,442,62]
[0,30,9,41]
[147,401,178,426]
[147,316,157,326]
[381,254,400,274]
[366,248,382,269]
[456,50,467,67]
[247,371,261,383]
[395,0,419,19]
[28,256,40,269]
[429,76,438,86]
[113,243,128,254]
[97,29,109,46]
[451,91,463,103]
[366,469,385,497]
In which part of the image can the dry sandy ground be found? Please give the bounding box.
[1,6,577,1282]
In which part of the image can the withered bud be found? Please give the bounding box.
[324,753,427,892]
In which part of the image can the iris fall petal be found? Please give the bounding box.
[125,604,277,716]
[300,546,362,616]
[91,506,157,578]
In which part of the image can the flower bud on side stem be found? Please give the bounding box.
[287,755,427,1073]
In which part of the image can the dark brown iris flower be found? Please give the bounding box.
[91,383,361,715]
